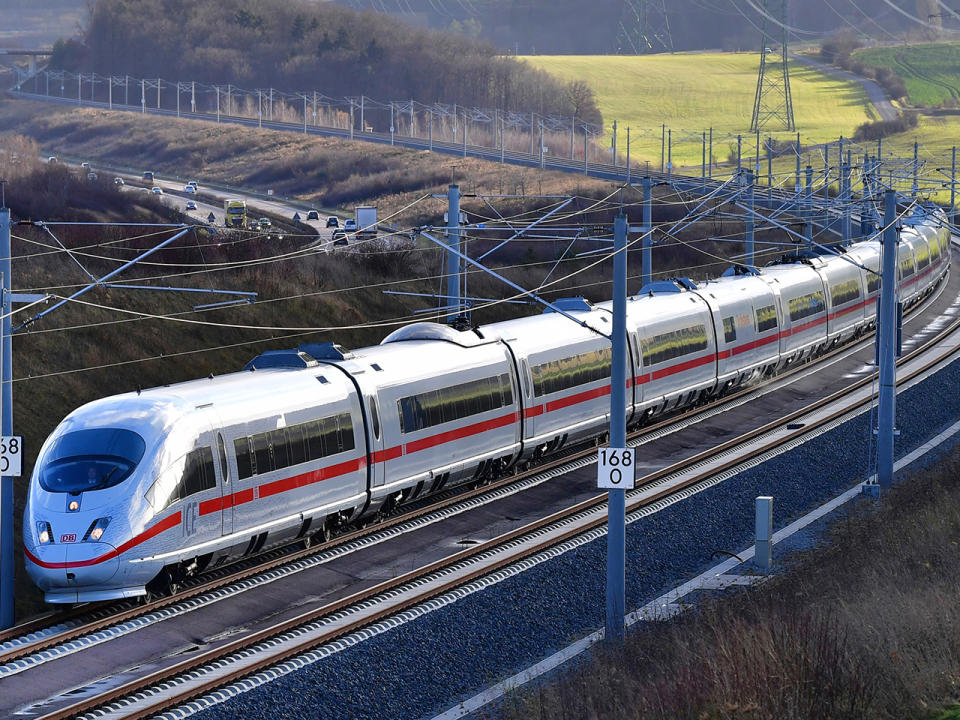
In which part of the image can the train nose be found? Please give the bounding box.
[63,542,120,587]
[25,542,120,591]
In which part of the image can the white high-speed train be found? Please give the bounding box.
[24,208,951,603]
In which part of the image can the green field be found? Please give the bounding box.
[856,43,960,107]
[522,53,878,168]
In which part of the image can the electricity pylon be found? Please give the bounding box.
[750,0,795,132]
[617,0,674,54]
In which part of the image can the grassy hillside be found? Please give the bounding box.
[523,53,877,167]
[856,43,960,108]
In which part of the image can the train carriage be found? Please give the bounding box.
[625,281,718,419]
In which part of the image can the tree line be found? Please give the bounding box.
[50,0,602,124]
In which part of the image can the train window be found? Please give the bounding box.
[234,437,252,479]
[397,375,512,434]
[722,316,736,343]
[216,433,229,484]
[520,361,531,397]
[269,429,289,470]
[305,420,324,460]
[499,374,514,407]
[252,434,272,475]
[367,397,381,440]
[755,305,777,332]
[531,348,612,396]
[145,465,182,511]
[183,447,216,498]
[145,447,215,511]
[640,325,708,367]
[322,416,341,454]
[787,291,826,322]
[338,413,356,452]
[39,428,146,494]
[866,269,880,294]
[915,243,930,270]
[287,424,307,466]
[899,253,915,278]
[229,412,357,478]
[830,278,861,306]
[931,242,941,264]
[200,447,216,492]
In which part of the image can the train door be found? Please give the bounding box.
[215,431,234,536]
[366,394,386,489]
[199,406,233,537]
[520,359,535,439]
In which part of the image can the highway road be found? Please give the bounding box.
[85,165,352,250]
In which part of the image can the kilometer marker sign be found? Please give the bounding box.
[597,447,635,490]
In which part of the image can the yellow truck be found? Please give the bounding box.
[223,199,247,229]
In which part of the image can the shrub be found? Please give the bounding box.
[853,111,919,141]
[820,31,863,65]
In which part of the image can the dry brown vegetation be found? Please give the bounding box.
[497,450,960,720]
[0,98,613,225]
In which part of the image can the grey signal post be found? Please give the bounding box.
[641,177,652,288]
[0,207,10,628]
[446,185,461,321]
[877,190,899,490]
[0,207,39,629]
[605,214,628,644]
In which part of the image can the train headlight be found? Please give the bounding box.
[83,517,110,543]
[36,521,53,544]
[68,500,80,512]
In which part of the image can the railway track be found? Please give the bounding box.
[24,269,960,720]
[3,263,950,673]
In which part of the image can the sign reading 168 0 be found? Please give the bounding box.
[597,447,635,490]
[0,436,22,477]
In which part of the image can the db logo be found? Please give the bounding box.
[59,534,77,543]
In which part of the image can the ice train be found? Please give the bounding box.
[24,208,951,602]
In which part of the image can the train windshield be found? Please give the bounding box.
[39,428,146,493]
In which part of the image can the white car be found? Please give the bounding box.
[184,185,197,194]
[152,187,163,195]
[344,219,357,231]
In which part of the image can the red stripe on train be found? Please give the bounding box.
[24,512,182,569]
